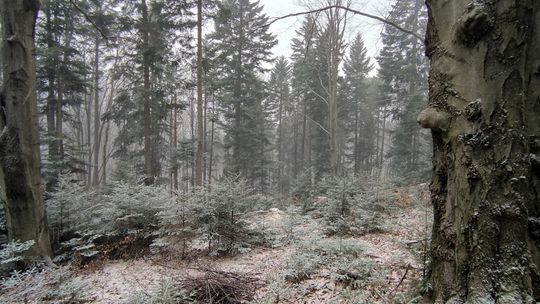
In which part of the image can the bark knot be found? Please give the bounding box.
[417,107,451,133]
[465,99,482,122]
[455,4,493,48]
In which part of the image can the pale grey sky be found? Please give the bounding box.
[259,0,394,74]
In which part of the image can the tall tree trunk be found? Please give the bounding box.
[101,119,110,185]
[375,109,380,174]
[55,26,74,175]
[378,106,386,177]
[231,5,244,177]
[190,92,195,188]
[100,75,114,186]
[307,120,313,183]
[169,95,179,193]
[151,73,161,180]
[260,140,265,194]
[323,0,348,176]
[172,101,178,191]
[44,4,57,183]
[354,96,360,175]
[0,0,52,257]
[169,101,174,193]
[203,83,208,182]
[300,97,307,172]
[420,0,540,302]
[85,59,92,187]
[141,0,153,184]
[55,61,64,163]
[292,106,299,180]
[92,36,101,186]
[75,103,85,183]
[208,94,215,185]
[277,91,284,197]
[195,0,204,186]
[407,0,423,174]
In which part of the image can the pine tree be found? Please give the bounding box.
[290,16,319,181]
[289,15,334,182]
[289,4,349,181]
[36,0,91,188]
[267,57,291,197]
[310,28,332,179]
[107,0,195,184]
[342,33,374,175]
[377,0,430,184]
[208,0,276,190]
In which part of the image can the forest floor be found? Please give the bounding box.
[79,183,432,304]
[0,183,431,303]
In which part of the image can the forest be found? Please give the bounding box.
[1,0,539,303]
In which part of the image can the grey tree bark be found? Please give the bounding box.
[0,0,53,257]
[420,0,540,302]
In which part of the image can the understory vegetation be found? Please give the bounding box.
[0,176,430,303]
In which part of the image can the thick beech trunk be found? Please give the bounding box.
[0,0,52,257]
[421,0,540,302]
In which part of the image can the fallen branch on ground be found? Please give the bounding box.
[179,266,264,303]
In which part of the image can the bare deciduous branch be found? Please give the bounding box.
[68,0,110,44]
[266,5,423,41]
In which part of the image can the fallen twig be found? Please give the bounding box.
[404,239,423,245]
[373,289,392,304]
[389,264,411,296]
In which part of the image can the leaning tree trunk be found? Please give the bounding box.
[0,0,52,257]
[419,0,540,302]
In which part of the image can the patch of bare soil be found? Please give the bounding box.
[84,183,432,303]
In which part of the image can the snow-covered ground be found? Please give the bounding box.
[83,184,432,303]
[0,184,431,303]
